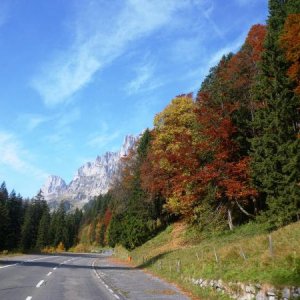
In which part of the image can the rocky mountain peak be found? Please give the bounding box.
[41,175,67,197]
[41,134,139,209]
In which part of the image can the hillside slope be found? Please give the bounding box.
[114,221,300,299]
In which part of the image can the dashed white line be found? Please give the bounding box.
[53,267,57,270]
[36,279,44,288]
[47,271,52,276]
[25,297,32,300]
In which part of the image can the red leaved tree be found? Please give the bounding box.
[194,92,257,230]
[280,14,300,95]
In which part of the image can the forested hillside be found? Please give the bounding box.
[0,183,82,252]
[0,0,299,255]
[77,0,300,251]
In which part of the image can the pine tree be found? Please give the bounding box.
[36,209,50,249]
[0,182,9,250]
[20,204,34,251]
[0,182,8,204]
[20,191,49,251]
[53,201,67,247]
[6,191,24,249]
[250,0,300,227]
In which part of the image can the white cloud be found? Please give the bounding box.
[209,34,245,66]
[88,131,120,148]
[234,0,259,6]
[31,0,192,106]
[56,107,81,128]
[201,1,225,40]
[171,37,206,63]
[43,107,81,149]
[126,60,164,95]
[0,131,48,179]
[87,121,120,149]
[18,107,81,132]
[181,33,247,93]
[18,114,52,131]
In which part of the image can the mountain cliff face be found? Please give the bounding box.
[41,135,138,209]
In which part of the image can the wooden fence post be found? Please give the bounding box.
[239,246,247,260]
[176,259,181,273]
[213,247,219,263]
[269,234,273,257]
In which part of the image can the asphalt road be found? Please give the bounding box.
[0,252,190,300]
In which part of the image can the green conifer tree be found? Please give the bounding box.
[36,209,50,249]
[250,0,300,227]
[0,182,9,250]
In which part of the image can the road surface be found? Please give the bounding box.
[0,251,190,300]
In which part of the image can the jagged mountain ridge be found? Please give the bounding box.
[41,135,138,209]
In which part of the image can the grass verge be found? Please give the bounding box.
[114,221,300,299]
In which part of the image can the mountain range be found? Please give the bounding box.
[41,135,138,209]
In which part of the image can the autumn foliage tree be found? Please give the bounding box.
[194,93,257,230]
[141,94,202,216]
[280,13,300,95]
[199,24,266,155]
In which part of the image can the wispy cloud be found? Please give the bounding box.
[30,0,192,107]
[182,33,247,93]
[18,107,81,132]
[56,107,81,128]
[126,60,164,95]
[0,131,48,179]
[18,114,52,131]
[171,37,206,64]
[87,121,120,149]
[201,1,225,40]
[43,107,81,148]
[209,34,246,66]
[88,131,120,148]
[234,0,260,6]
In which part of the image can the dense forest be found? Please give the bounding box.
[0,0,299,253]
[0,183,82,252]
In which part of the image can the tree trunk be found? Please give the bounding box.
[252,196,258,215]
[228,208,234,231]
[235,200,255,218]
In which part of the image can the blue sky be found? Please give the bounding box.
[0,0,268,198]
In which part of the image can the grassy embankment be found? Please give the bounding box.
[114,221,300,299]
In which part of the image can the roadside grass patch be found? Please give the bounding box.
[114,221,300,299]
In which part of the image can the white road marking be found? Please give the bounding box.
[27,256,58,262]
[92,259,122,300]
[0,263,19,269]
[53,267,57,270]
[47,271,52,276]
[0,255,59,270]
[25,297,32,300]
[36,280,44,288]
